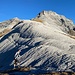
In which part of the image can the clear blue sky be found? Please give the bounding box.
[0,0,75,23]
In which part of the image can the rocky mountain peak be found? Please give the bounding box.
[37,10,57,17]
[33,11,75,35]
[37,10,73,24]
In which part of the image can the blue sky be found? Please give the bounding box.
[0,0,75,23]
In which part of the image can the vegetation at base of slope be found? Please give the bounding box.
[1,71,75,75]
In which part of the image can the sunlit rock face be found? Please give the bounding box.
[0,11,75,72]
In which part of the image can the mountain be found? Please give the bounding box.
[0,11,75,73]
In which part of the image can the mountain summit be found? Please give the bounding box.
[0,11,75,72]
[36,11,75,35]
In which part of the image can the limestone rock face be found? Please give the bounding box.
[36,11,75,35]
[0,11,75,72]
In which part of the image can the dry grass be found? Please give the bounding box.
[1,68,75,75]
[32,18,43,23]
[59,31,75,40]
[38,72,75,75]
[0,28,11,37]
[69,30,75,36]
[19,67,30,71]
[63,33,75,39]
[66,29,75,39]
[0,72,75,75]
[50,72,75,75]
[68,35,75,39]
[0,73,9,75]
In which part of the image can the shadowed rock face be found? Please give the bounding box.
[0,11,75,72]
